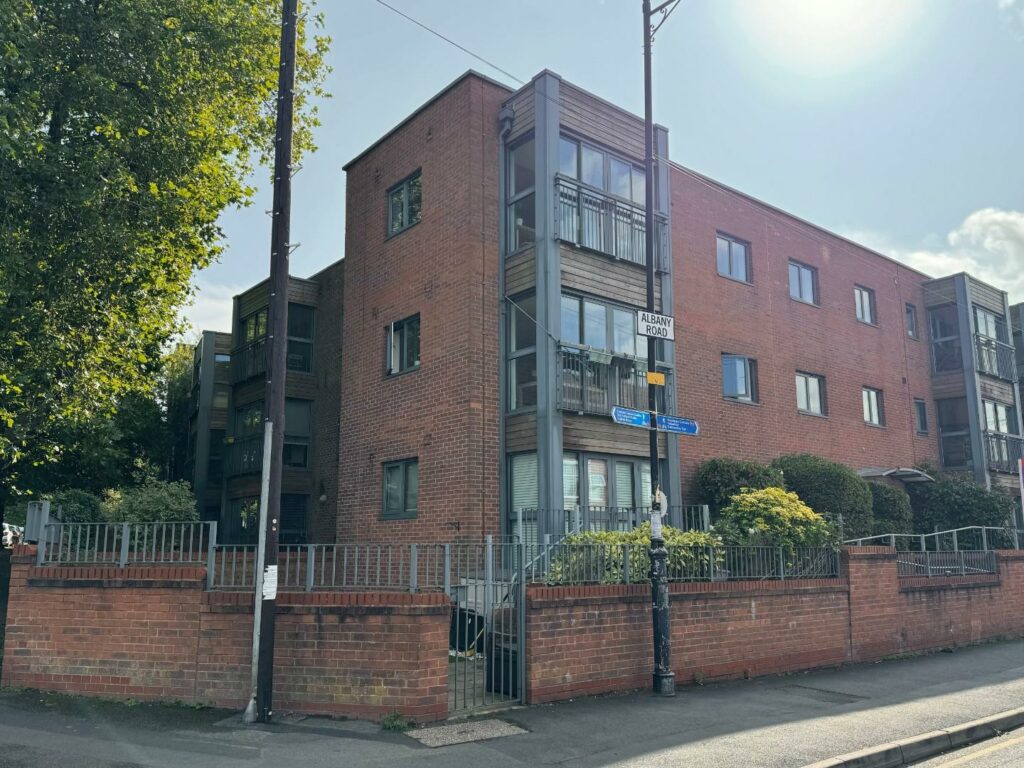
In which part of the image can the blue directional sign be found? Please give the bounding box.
[611,406,651,429]
[655,415,699,436]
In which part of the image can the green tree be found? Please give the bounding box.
[695,457,785,515]
[0,1,330,524]
[102,479,198,523]
[772,454,874,539]
[907,476,1017,533]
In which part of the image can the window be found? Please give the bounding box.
[788,261,818,304]
[383,459,418,519]
[862,387,885,426]
[509,293,537,411]
[560,294,647,359]
[207,429,225,483]
[722,355,757,402]
[280,494,308,545]
[975,307,1008,343]
[507,139,535,252]
[855,286,876,325]
[233,401,263,474]
[232,497,260,542]
[929,305,962,373]
[241,309,268,344]
[287,303,314,373]
[937,397,971,469]
[387,314,420,375]
[558,136,645,204]
[212,383,230,410]
[914,399,928,434]
[795,372,826,415]
[716,234,750,283]
[283,399,311,469]
[215,353,231,364]
[905,303,919,339]
[561,451,660,512]
[983,400,1017,435]
[387,171,421,236]
[234,401,263,437]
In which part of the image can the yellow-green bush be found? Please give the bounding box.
[714,487,837,550]
[546,523,722,585]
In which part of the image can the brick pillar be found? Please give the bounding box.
[844,546,901,662]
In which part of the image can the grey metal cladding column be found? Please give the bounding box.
[534,73,563,531]
[655,126,683,523]
[1003,291,1024,438]
[956,275,988,488]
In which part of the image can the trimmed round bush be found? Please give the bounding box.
[695,457,785,514]
[714,487,837,550]
[907,476,1016,533]
[771,454,873,540]
[869,482,912,537]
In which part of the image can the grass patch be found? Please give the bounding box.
[380,712,415,732]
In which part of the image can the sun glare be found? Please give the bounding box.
[737,0,927,79]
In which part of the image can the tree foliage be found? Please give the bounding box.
[907,475,1017,533]
[695,457,785,515]
[0,1,330,517]
[102,479,198,523]
[714,487,837,550]
[869,482,913,537]
[771,454,873,539]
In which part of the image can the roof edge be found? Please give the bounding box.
[342,70,514,172]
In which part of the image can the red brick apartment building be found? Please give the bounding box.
[190,69,1023,543]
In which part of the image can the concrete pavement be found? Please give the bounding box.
[915,730,1024,767]
[2,640,1024,767]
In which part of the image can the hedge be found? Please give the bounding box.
[695,457,785,514]
[869,482,913,537]
[771,454,873,539]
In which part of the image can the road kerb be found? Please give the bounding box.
[801,706,1024,768]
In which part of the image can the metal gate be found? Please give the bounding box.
[447,537,524,715]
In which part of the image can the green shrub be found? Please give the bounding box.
[771,454,873,540]
[907,476,1016,533]
[869,483,913,537]
[714,487,837,550]
[547,523,722,585]
[48,489,104,523]
[695,457,785,515]
[102,479,198,523]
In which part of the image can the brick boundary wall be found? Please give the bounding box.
[0,546,449,723]
[526,547,1024,704]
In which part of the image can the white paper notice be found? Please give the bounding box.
[262,565,278,600]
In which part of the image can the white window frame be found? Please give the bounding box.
[795,371,826,415]
[862,387,885,426]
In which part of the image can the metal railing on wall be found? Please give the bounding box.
[975,334,1017,382]
[984,432,1024,474]
[230,338,267,383]
[511,505,711,546]
[36,521,217,573]
[556,346,668,415]
[896,550,997,578]
[845,525,1022,552]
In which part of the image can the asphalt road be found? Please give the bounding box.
[2,640,1024,767]
[915,731,1024,767]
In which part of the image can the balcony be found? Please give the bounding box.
[975,335,1018,382]
[226,434,263,477]
[554,177,668,270]
[556,345,667,416]
[984,431,1024,474]
[231,338,267,384]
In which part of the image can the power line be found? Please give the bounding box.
[372,0,525,85]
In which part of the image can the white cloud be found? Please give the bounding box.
[896,209,1024,304]
[178,279,244,338]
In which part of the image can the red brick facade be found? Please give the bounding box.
[671,167,939,494]
[338,74,508,543]
[524,547,1024,704]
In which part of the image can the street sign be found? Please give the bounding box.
[637,311,675,341]
[646,371,666,386]
[655,415,699,436]
[611,406,652,428]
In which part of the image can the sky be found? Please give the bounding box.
[186,0,1024,333]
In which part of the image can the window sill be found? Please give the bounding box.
[385,365,421,380]
[380,513,418,521]
[797,410,828,419]
[506,244,534,259]
[723,396,760,407]
[790,296,820,308]
[385,219,421,242]
[717,273,754,287]
[907,335,920,342]
[508,407,538,416]
[915,431,929,437]
[856,319,879,328]
[864,422,887,429]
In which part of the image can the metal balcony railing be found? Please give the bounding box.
[231,338,267,384]
[226,433,264,477]
[556,346,667,416]
[554,177,668,270]
[975,335,1018,381]
[984,431,1024,474]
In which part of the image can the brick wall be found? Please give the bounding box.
[525,547,1024,704]
[1,547,450,723]
[338,73,508,545]
[671,167,939,495]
